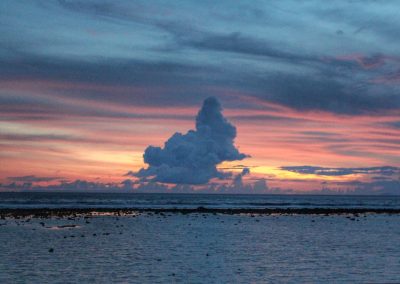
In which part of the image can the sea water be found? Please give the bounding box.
[0,193,399,283]
[0,192,400,209]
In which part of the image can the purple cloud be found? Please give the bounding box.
[135,97,248,184]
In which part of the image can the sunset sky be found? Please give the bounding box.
[1,1,399,193]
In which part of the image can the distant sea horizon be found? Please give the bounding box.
[1,192,399,210]
[1,189,400,195]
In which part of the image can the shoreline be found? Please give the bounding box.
[1,207,400,218]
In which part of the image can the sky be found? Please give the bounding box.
[0,0,399,194]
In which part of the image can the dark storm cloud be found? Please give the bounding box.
[0,53,221,111]
[165,21,372,74]
[135,97,248,184]
[1,0,400,117]
[3,50,398,116]
[161,22,400,114]
[281,166,400,177]
[0,55,210,89]
[252,73,400,115]
[181,31,318,64]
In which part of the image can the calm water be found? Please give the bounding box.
[1,193,400,283]
[1,192,400,209]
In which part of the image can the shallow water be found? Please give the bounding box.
[1,213,399,283]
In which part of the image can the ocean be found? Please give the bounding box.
[1,192,400,209]
[1,193,399,283]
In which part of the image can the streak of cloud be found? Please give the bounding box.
[7,175,64,182]
[281,166,400,176]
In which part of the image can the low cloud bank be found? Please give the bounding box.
[2,176,399,195]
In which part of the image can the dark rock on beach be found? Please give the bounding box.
[0,207,400,219]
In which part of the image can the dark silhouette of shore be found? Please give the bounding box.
[1,207,400,218]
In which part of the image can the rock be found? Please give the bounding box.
[57,224,77,229]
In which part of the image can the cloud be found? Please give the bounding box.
[2,0,400,118]
[232,167,250,187]
[386,121,400,129]
[4,166,398,195]
[182,31,318,64]
[352,180,400,195]
[336,54,387,70]
[281,166,400,176]
[7,175,63,183]
[2,179,124,192]
[1,176,278,194]
[213,168,282,194]
[323,179,400,195]
[3,175,398,195]
[135,97,248,184]
[255,73,400,115]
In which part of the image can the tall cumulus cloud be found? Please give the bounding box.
[136,97,248,184]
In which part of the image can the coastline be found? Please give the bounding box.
[2,207,400,218]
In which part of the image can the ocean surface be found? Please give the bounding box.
[1,193,400,283]
[1,192,400,209]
